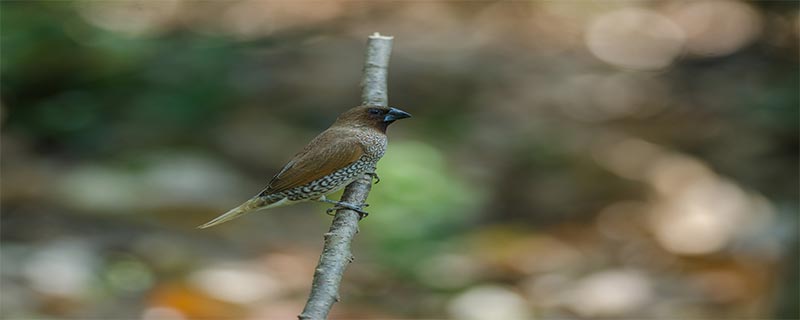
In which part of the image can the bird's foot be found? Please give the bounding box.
[366,172,380,184]
[325,201,370,219]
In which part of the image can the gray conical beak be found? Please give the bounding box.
[384,107,412,122]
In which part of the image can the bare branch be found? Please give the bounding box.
[361,33,394,107]
[299,33,394,320]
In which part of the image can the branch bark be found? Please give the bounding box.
[298,33,394,320]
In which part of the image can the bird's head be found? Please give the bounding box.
[333,105,411,132]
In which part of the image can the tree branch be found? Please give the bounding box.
[298,33,394,320]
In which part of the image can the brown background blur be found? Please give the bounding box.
[1,1,798,319]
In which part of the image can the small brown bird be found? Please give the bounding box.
[199,105,411,228]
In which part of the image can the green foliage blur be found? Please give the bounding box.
[2,1,798,319]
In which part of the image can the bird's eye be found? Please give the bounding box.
[368,108,381,115]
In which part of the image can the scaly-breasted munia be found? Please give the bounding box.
[199,105,411,228]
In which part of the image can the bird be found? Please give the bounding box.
[198,105,411,228]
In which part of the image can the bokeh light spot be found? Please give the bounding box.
[564,269,653,317]
[76,0,180,36]
[668,1,763,57]
[189,264,280,304]
[22,240,97,297]
[448,285,530,320]
[586,8,685,70]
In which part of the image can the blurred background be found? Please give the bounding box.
[1,1,798,319]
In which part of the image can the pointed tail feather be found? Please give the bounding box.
[198,197,269,229]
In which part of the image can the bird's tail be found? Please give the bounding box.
[198,196,274,229]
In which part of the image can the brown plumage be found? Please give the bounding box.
[199,105,411,228]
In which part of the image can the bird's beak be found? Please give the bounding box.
[384,107,412,122]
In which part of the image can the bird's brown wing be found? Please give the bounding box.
[262,133,364,194]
